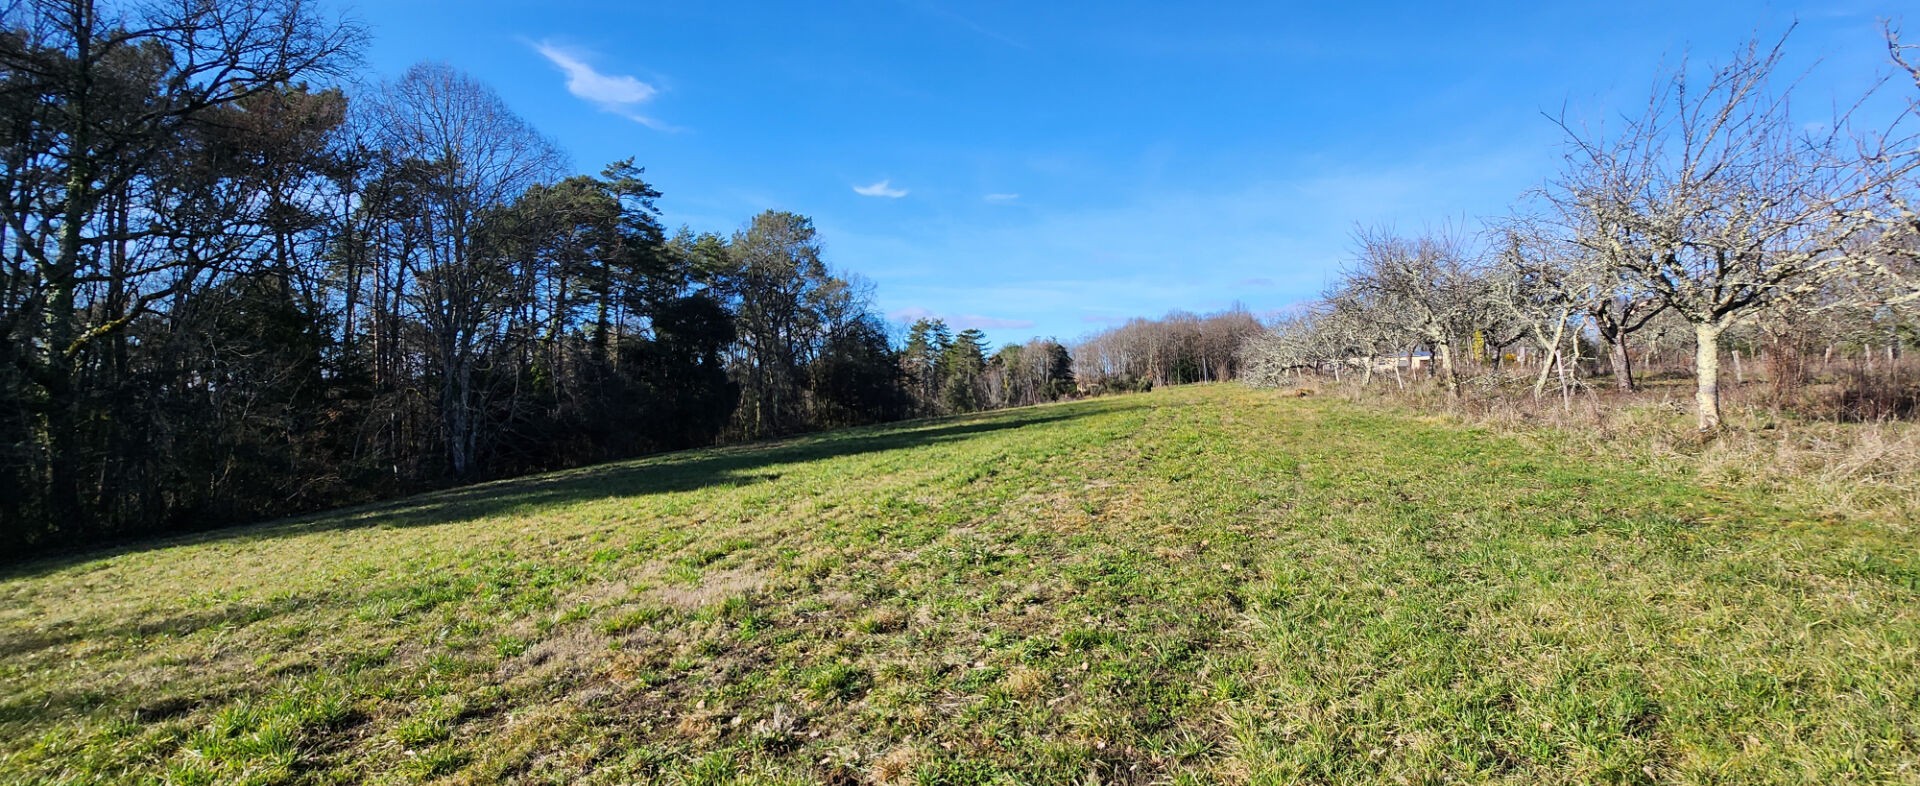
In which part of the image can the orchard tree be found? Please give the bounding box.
[1490,223,1593,399]
[1343,227,1492,397]
[1555,34,1909,430]
[1863,27,1920,310]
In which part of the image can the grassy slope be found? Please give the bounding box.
[2,384,1917,785]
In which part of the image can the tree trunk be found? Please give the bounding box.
[1555,347,1572,410]
[1435,341,1460,398]
[1608,330,1635,391]
[443,362,471,478]
[39,4,96,529]
[1533,320,1567,400]
[1693,322,1723,432]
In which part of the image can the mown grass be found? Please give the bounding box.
[2,384,1917,785]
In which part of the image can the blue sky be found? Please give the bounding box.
[344,1,1908,346]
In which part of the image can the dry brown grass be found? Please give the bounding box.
[1323,372,1920,528]
[869,745,923,785]
[654,566,767,611]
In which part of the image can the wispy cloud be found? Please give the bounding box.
[887,307,1033,332]
[957,314,1035,330]
[533,41,673,130]
[906,2,1031,50]
[984,193,1020,202]
[829,146,1548,345]
[854,179,909,198]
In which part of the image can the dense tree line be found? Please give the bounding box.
[899,317,1076,415]
[1072,308,1263,392]
[1243,30,1920,429]
[0,1,936,554]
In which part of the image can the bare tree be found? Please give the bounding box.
[1490,222,1593,399]
[1071,307,1260,391]
[1343,227,1491,397]
[1539,198,1669,391]
[1330,286,1415,386]
[364,61,564,476]
[1864,26,1920,309]
[1583,269,1667,391]
[1237,307,1324,387]
[1555,34,1905,430]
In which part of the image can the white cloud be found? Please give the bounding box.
[829,148,1550,344]
[983,193,1020,202]
[854,179,909,198]
[533,41,672,130]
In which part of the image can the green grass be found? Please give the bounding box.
[2,384,1917,784]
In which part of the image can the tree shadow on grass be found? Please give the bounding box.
[254,409,1090,542]
[0,400,1129,701]
[2,399,1127,583]
[0,589,325,660]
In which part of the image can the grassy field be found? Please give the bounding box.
[3,384,1918,785]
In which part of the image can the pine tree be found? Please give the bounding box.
[902,318,951,413]
[941,328,989,413]
[1045,340,1077,398]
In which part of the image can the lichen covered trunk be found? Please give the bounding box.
[1436,341,1460,398]
[1693,322,1723,432]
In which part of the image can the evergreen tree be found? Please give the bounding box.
[902,318,951,414]
[1045,340,1078,398]
[941,328,989,413]
[622,293,739,450]
[812,314,910,426]
[720,211,835,439]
